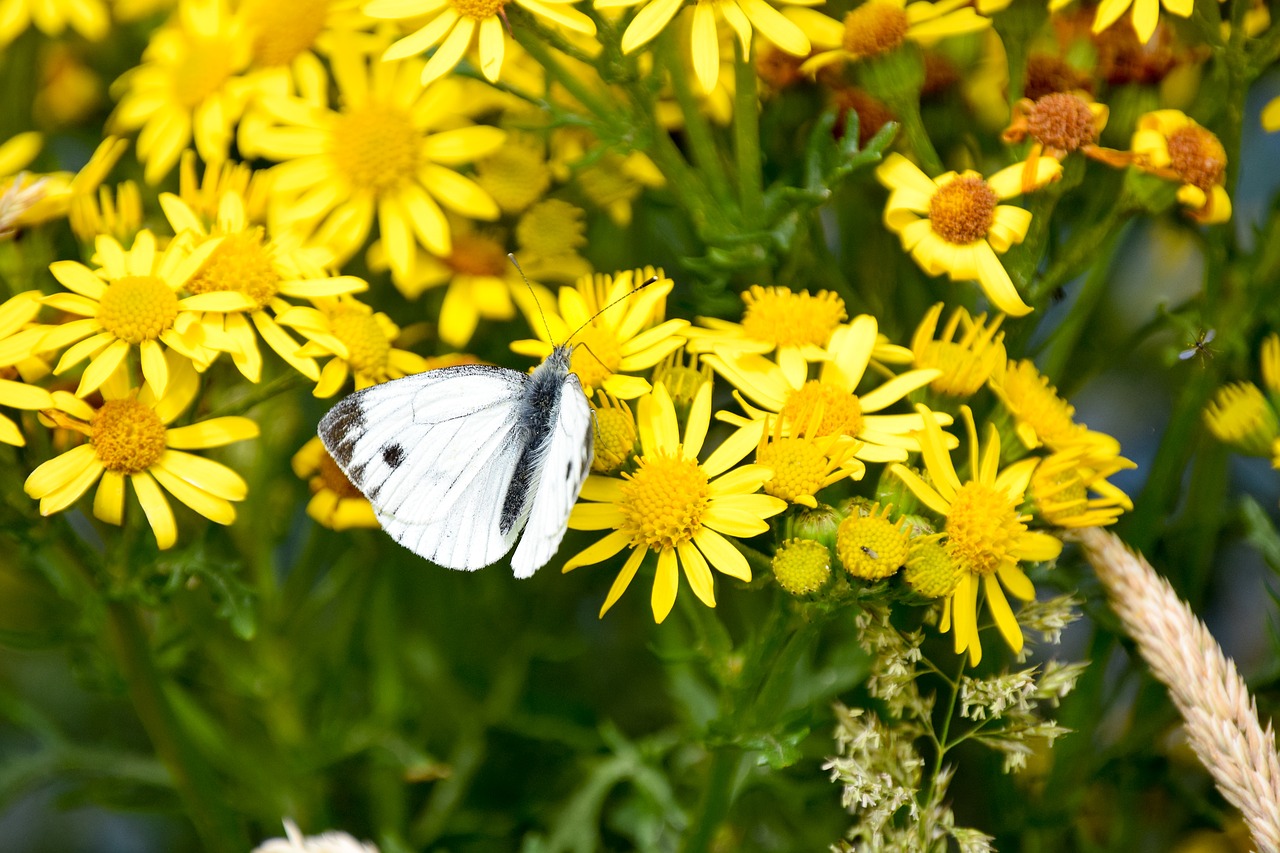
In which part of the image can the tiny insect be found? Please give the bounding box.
[1179,329,1216,362]
[860,546,878,560]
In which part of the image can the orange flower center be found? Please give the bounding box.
[929,176,997,245]
[329,103,421,193]
[451,0,507,19]
[98,274,179,344]
[1027,93,1098,152]
[619,453,710,550]
[1167,125,1226,191]
[186,231,280,309]
[841,1,909,57]
[944,482,1024,576]
[741,285,847,349]
[448,233,509,276]
[316,449,363,499]
[781,381,864,438]
[92,399,167,473]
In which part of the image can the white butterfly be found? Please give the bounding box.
[317,345,593,577]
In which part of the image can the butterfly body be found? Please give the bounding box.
[317,344,593,577]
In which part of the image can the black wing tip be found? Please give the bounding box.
[318,397,366,467]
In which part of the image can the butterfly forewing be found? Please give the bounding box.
[509,371,594,578]
[318,365,533,570]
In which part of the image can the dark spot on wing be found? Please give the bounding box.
[382,443,405,468]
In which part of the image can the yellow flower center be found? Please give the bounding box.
[185,231,280,310]
[515,199,586,258]
[97,274,180,344]
[758,437,827,503]
[331,307,391,381]
[740,286,847,350]
[929,176,998,245]
[1030,464,1089,526]
[92,399,167,474]
[1167,124,1226,191]
[943,482,1025,576]
[618,453,710,551]
[772,538,831,595]
[903,538,960,598]
[836,512,910,580]
[592,404,637,473]
[476,142,552,214]
[451,0,508,19]
[569,325,621,390]
[841,1,909,57]
[998,360,1079,448]
[174,37,237,109]
[329,103,421,194]
[919,340,998,397]
[448,233,509,276]
[781,381,864,438]
[241,0,328,67]
[1027,93,1098,152]
[316,449,363,500]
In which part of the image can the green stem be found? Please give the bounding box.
[105,599,247,853]
[1038,222,1128,382]
[681,746,742,853]
[732,39,763,228]
[664,35,735,209]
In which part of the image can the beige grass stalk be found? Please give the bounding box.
[1075,527,1280,853]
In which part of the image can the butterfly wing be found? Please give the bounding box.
[508,372,594,579]
[317,365,532,570]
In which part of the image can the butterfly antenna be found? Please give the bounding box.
[508,253,558,346]
[564,273,663,346]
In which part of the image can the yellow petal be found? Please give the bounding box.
[164,416,259,449]
[693,527,751,581]
[131,471,177,549]
[651,547,680,623]
[599,547,646,616]
[156,449,248,500]
[93,470,126,525]
[151,465,236,524]
[678,540,716,608]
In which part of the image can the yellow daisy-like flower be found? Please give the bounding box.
[890,405,1063,664]
[910,302,1006,398]
[24,359,259,550]
[1204,382,1279,458]
[791,0,991,75]
[0,0,108,45]
[989,358,1121,456]
[603,0,812,94]
[292,436,379,530]
[565,380,787,623]
[277,296,430,396]
[366,0,596,88]
[160,190,367,382]
[39,230,254,398]
[590,390,639,474]
[0,293,55,444]
[109,0,252,184]
[248,44,504,277]
[1058,0,1192,45]
[876,152,1062,317]
[706,313,947,462]
[686,285,847,380]
[836,501,912,580]
[1029,446,1133,528]
[511,269,689,400]
[2,135,128,233]
[1130,110,1231,225]
[0,290,55,380]
[772,538,831,595]
[756,408,865,507]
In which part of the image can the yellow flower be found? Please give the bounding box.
[511,269,689,400]
[247,42,504,276]
[565,380,787,622]
[292,436,379,530]
[910,302,1006,398]
[161,190,367,382]
[367,0,596,87]
[277,296,430,396]
[1261,333,1280,396]
[876,152,1062,317]
[1265,96,1280,133]
[69,179,144,244]
[0,294,55,444]
[590,390,639,474]
[836,502,911,580]
[686,285,847,379]
[890,405,1063,664]
[603,0,811,94]
[706,314,947,463]
[1029,446,1134,528]
[792,0,991,75]
[772,538,831,595]
[989,358,1122,456]
[23,358,259,550]
[1071,0,1192,44]
[40,230,254,398]
[109,0,253,183]
[0,0,108,45]
[1204,382,1279,458]
[1131,110,1231,224]
[549,129,665,227]
[2,135,128,232]
[756,409,865,507]
[0,290,55,380]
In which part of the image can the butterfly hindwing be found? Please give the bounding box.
[318,364,533,570]
[509,370,594,578]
